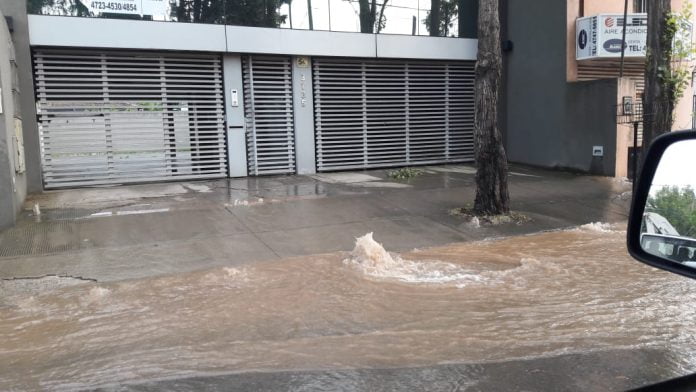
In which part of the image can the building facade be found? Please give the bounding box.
[505,0,694,179]
[0,0,479,228]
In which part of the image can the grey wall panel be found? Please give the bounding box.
[504,0,568,169]
[227,26,375,58]
[376,35,477,61]
[503,0,616,175]
[565,79,618,176]
[28,15,227,52]
[223,55,248,177]
[0,8,22,229]
[292,57,316,175]
[1,0,42,193]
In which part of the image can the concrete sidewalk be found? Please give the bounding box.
[0,165,632,282]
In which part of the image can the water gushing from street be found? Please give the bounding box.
[1,223,696,390]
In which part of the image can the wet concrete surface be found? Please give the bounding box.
[0,164,632,282]
[101,348,675,392]
[2,165,688,392]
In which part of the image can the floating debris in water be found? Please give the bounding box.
[387,167,424,180]
[449,208,531,226]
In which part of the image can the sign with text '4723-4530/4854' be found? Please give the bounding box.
[576,14,648,60]
[80,0,167,16]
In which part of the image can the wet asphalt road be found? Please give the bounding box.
[97,348,685,391]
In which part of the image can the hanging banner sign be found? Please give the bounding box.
[576,14,648,60]
[80,0,167,16]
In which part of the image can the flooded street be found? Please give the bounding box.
[2,223,695,391]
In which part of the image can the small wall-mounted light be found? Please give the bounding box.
[623,96,634,115]
[502,40,514,53]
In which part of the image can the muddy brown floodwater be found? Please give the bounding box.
[1,223,696,391]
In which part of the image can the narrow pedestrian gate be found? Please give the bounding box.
[313,58,475,171]
[242,55,296,175]
[34,49,226,188]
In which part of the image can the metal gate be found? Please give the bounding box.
[313,58,475,171]
[242,55,295,175]
[34,49,226,188]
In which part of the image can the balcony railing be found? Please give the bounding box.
[27,0,477,38]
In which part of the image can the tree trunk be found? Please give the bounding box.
[193,0,202,22]
[642,0,673,159]
[458,0,478,38]
[307,0,314,30]
[430,0,441,36]
[473,0,510,216]
[288,0,293,28]
[359,0,375,33]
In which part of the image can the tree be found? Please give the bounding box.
[357,0,389,33]
[358,0,375,33]
[642,0,673,159]
[458,0,477,38]
[647,186,696,237]
[473,0,509,215]
[27,0,89,16]
[375,0,388,33]
[28,0,288,26]
[174,0,288,26]
[429,0,441,36]
[424,0,458,37]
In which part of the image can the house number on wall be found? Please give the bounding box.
[297,56,310,108]
[300,74,307,108]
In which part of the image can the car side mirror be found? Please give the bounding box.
[628,130,696,279]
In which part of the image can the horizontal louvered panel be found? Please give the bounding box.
[242,55,296,176]
[314,58,475,171]
[41,173,224,188]
[34,49,227,188]
[576,61,644,81]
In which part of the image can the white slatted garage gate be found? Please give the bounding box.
[242,55,296,175]
[313,58,475,171]
[34,49,226,188]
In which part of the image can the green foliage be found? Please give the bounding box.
[387,167,423,180]
[141,102,163,112]
[647,185,696,237]
[659,3,696,103]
